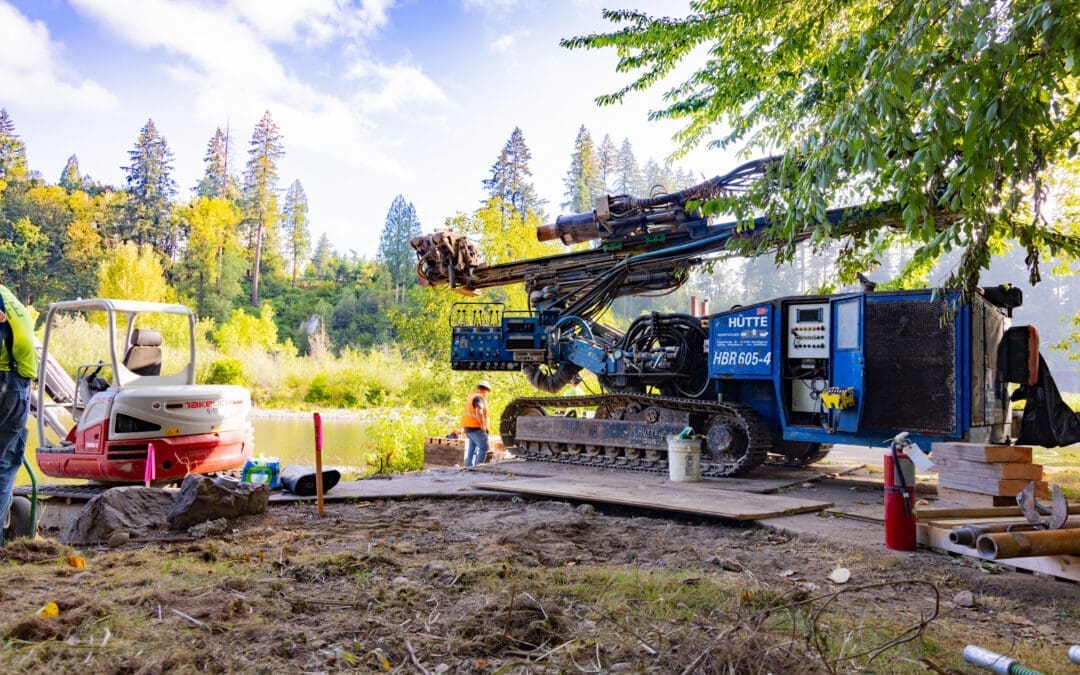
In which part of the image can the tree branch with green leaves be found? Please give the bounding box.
[563,0,1080,298]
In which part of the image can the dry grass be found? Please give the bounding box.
[1,499,1075,674]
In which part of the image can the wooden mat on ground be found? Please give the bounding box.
[473,475,833,521]
[469,460,849,495]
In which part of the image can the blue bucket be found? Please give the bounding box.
[241,457,281,489]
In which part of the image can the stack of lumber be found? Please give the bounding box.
[931,442,1046,507]
[423,437,510,467]
[423,437,466,467]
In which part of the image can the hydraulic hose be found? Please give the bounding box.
[521,362,582,394]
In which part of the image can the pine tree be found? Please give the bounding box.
[641,158,669,195]
[197,127,238,200]
[596,134,617,194]
[310,233,334,280]
[562,125,601,212]
[281,180,311,288]
[614,137,641,196]
[59,155,82,191]
[122,119,177,255]
[377,194,422,300]
[483,127,545,221]
[0,109,28,184]
[243,110,285,307]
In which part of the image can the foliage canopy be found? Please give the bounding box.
[563,0,1080,294]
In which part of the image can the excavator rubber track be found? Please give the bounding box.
[500,393,773,477]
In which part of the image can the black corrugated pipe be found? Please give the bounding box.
[522,362,582,394]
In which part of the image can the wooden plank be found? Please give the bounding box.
[936,487,1025,507]
[930,442,1032,464]
[917,502,1080,520]
[473,476,833,521]
[917,523,1080,582]
[937,474,1048,497]
[933,456,1043,480]
[468,460,827,494]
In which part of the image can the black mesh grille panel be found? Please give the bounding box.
[862,300,956,434]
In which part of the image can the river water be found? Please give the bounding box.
[18,414,377,484]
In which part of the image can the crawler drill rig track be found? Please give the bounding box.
[500,393,774,477]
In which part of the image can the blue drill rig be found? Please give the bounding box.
[411,158,1073,476]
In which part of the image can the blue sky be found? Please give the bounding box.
[0,0,728,259]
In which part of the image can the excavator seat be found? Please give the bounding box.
[123,329,162,376]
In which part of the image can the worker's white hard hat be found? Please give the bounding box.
[477,380,492,391]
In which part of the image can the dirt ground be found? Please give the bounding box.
[1,494,1079,673]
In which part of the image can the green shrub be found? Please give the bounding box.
[206,358,246,386]
[362,412,442,474]
[305,374,359,407]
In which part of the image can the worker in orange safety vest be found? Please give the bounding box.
[460,380,491,467]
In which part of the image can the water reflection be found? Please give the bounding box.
[18,413,373,485]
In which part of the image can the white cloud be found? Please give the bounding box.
[346,61,448,114]
[225,0,394,45]
[0,2,117,111]
[489,33,515,53]
[461,0,518,14]
[68,0,432,172]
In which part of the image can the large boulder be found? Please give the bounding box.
[61,487,176,545]
[166,474,270,530]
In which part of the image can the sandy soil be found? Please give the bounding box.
[1,495,1078,673]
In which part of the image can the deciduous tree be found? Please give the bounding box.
[175,197,246,322]
[564,1,1080,296]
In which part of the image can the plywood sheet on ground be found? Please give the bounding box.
[468,459,853,494]
[473,476,833,521]
[270,470,513,502]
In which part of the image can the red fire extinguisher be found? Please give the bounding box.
[884,432,917,551]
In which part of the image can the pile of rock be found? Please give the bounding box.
[60,474,269,546]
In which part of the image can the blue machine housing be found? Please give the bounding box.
[708,288,1011,448]
[449,289,1012,449]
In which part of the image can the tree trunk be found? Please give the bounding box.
[251,217,264,308]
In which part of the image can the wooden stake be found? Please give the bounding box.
[313,412,325,517]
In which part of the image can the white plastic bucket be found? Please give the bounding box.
[667,437,702,482]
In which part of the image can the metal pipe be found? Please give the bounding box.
[949,521,1080,547]
[963,646,1042,675]
[975,528,1080,559]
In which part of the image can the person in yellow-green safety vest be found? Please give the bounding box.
[460,380,491,467]
[0,284,38,543]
